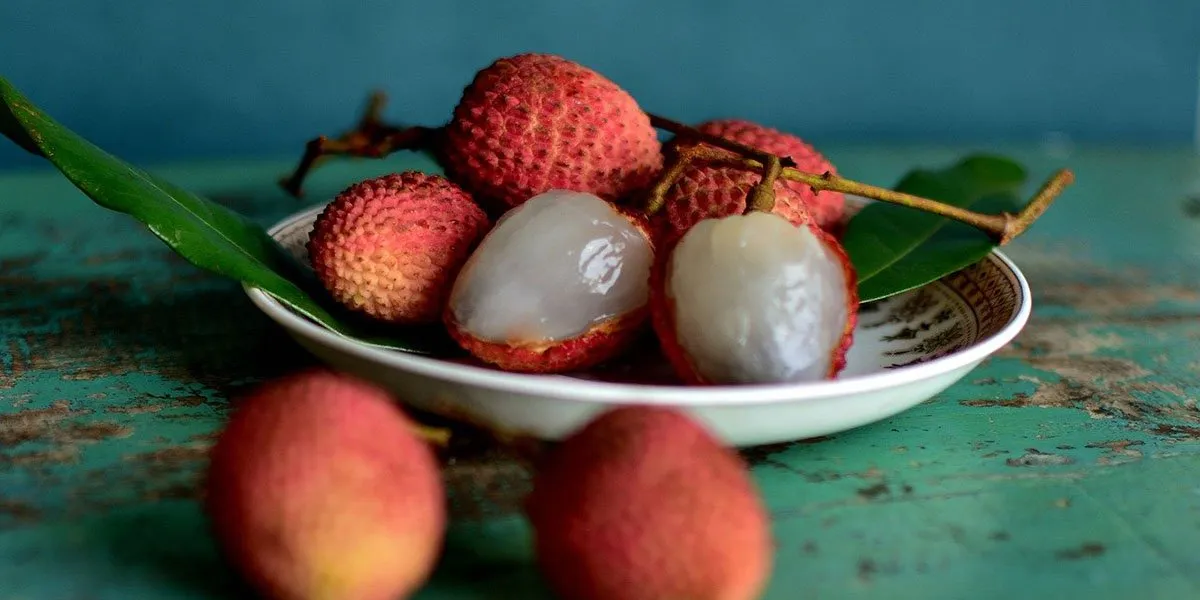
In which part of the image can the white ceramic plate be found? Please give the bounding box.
[243,205,1031,447]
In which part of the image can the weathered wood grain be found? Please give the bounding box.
[2,146,1199,599]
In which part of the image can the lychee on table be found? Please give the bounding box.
[0,139,1193,600]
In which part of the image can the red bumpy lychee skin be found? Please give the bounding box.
[443,203,656,374]
[656,119,845,243]
[307,172,491,325]
[445,307,650,374]
[440,53,663,210]
[525,405,773,600]
[204,369,446,600]
[649,214,858,385]
[697,119,844,230]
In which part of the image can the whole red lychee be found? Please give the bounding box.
[443,189,655,373]
[525,405,773,600]
[204,369,445,600]
[655,120,844,243]
[697,119,845,230]
[440,53,663,210]
[650,210,857,385]
[307,171,490,325]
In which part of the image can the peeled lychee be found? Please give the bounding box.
[525,405,772,600]
[204,369,445,600]
[307,171,490,325]
[440,53,663,210]
[656,120,844,242]
[651,210,857,385]
[443,189,655,373]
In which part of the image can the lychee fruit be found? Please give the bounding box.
[525,405,773,600]
[307,171,491,325]
[655,120,844,242]
[440,53,663,210]
[651,210,857,385]
[443,189,655,373]
[204,369,445,600]
[697,119,845,230]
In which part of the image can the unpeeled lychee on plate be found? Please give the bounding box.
[204,369,445,600]
[525,405,772,600]
[443,189,655,373]
[651,210,857,385]
[307,171,490,325]
[697,119,845,230]
[440,53,663,210]
[656,120,843,242]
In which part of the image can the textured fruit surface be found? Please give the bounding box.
[526,405,772,600]
[205,369,445,600]
[652,211,857,385]
[655,157,815,246]
[656,119,844,243]
[445,190,654,373]
[307,172,490,325]
[699,119,845,230]
[441,53,663,209]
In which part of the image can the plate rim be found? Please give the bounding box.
[242,205,1031,407]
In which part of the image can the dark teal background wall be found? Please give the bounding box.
[2,1,1198,168]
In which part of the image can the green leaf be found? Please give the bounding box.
[0,92,43,157]
[0,75,457,356]
[855,194,1022,303]
[841,155,1029,303]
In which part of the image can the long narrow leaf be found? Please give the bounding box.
[0,75,455,355]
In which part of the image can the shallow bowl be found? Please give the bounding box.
[243,205,1030,447]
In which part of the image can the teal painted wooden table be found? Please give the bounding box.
[3,144,1200,599]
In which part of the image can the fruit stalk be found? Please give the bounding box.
[746,153,783,215]
[998,168,1074,245]
[276,91,1073,246]
[279,92,437,197]
[645,113,1074,245]
[414,423,452,447]
[649,114,796,170]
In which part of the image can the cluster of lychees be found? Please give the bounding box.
[302,53,858,386]
[201,53,1075,600]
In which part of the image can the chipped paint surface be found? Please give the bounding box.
[3,147,1200,598]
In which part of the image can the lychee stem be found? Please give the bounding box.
[746,153,782,215]
[643,144,706,214]
[648,114,796,169]
[645,113,1074,245]
[998,169,1074,245]
[279,91,438,198]
[275,91,1071,245]
[643,144,782,215]
[412,425,452,447]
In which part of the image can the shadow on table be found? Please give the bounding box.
[419,517,557,600]
[0,501,253,599]
[1,500,557,599]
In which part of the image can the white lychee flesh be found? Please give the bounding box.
[666,211,850,384]
[448,190,653,344]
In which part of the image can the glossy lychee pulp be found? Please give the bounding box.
[666,212,850,384]
[448,190,653,344]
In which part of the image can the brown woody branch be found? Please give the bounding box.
[646,113,1073,245]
